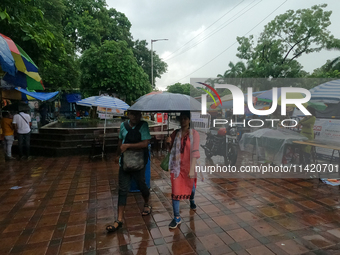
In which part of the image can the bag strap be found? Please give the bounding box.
[123,120,146,145]
[124,120,145,132]
[123,120,131,131]
[122,120,149,161]
[19,113,29,125]
[135,121,145,132]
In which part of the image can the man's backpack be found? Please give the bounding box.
[121,120,148,172]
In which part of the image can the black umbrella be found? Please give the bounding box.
[129,92,202,136]
[129,92,201,112]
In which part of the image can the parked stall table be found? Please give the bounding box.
[292,140,340,166]
[293,140,340,187]
[240,128,308,165]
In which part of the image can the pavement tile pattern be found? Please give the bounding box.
[0,153,340,255]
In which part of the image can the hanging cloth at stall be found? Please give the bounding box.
[15,87,59,101]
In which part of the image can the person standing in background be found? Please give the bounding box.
[297,106,316,163]
[39,103,48,126]
[1,112,15,161]
[12,109,32,160]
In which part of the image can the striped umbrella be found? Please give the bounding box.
[76,96,129,110]
[76,96,101,107]
[0,35,15,76]
[3,71,44,90]
[309,79,340,104]
[0,33,44,90]
[76,96,130,158]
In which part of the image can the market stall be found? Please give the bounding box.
[1,87,59,129]
[292,79,340,161]
[239,128,308,165]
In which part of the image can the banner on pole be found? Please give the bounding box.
[97,106,124,117]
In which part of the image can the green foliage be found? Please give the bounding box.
[322,56,340,73]
[62,0,133,52]
[39,42,80,90]
[0,7,10,21]
[0,0,80,89]
[80,40,151,104]
[0,0,55,49]
[234,4,339,79]
[133,40,168,88]
[310,63,340,79]
[62,0,167,91]
[36,0,80,89]
[0,0,167,96]
[220,61,246,78]
[166,83,191,95]
[217,61,248,91]
[166,83,203,97]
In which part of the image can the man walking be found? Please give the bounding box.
[12,109,31,160]
[106,110,151,233]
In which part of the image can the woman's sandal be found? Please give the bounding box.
[142,204,152,216]
[106,220,123,233]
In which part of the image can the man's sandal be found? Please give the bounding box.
[106,220,123,233]
[142,204,152,216]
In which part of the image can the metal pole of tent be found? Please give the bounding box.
[102,108,107,159]
[167,114,170,136]
[160,113,163,156]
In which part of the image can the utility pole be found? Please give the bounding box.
[151,39,168,88]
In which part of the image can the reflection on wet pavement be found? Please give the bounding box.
[0,148,340,254]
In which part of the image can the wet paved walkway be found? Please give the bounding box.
[0,153,340,255]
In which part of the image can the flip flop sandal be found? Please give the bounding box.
[106,220,123,233]
[142,204,152,216]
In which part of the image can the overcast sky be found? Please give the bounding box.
[107,0,340,90]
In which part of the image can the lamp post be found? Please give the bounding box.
[151,39,168,88]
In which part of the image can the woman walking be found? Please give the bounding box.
[166,111,200,229]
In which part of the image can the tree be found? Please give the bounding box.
[235,4,340,79]
[166,83,204,97]
[220,61,246,78]
[217,61,247,91]
[62,0,133,53]
[322,56,340,73]
[62,0,167,89]
[80,40,151,103]
[35,0,80,89]
[133,40,168,88]
[166,83,191,95]
[0,0,167,93]
[0,0,80,90]
[310,59,340,79]
[0,0,55,50]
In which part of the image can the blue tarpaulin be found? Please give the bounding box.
[15,87,59,101]
[66,93,81,103]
